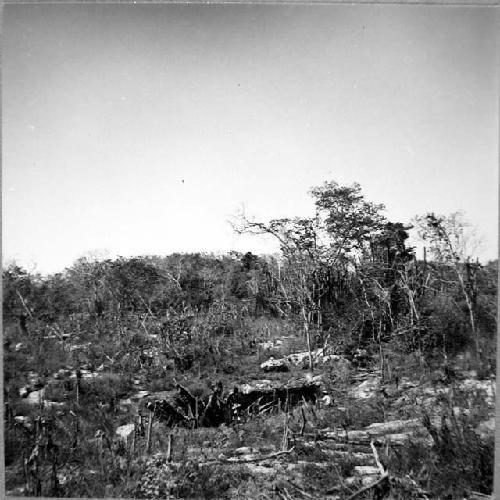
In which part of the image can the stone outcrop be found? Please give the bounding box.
[260,357,289,372]
[260,349,351,372]
[144,378,321,428]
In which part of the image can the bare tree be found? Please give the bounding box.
[415,212,482,355]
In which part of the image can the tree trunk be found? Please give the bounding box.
[454,266,478,354]
[301,305,313,371]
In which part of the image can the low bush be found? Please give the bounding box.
[135,456,249,499]
[301,462,354,493]
[341,396,387,429]
[386,408,494,498]
[79,372,132,408]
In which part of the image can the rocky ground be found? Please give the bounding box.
[5,334,496,499]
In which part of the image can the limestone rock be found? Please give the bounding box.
[287,351,312,366]
[234,446,257,456]
[259,338,284,350]
[131,390,150,402]
[260,357,289,372]
[26,388,45,405]
[245,463,276,475]
[350,377,381,399]
[353,465,380,476]
[321,394,334,406]
[116,423,135,440]
[19,386,30,398]
[475,417,495,441]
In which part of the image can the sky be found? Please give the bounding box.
[3,3,499,275]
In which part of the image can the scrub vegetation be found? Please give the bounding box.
[4,181,496,499]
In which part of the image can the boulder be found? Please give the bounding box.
[227,379,319,419]
[353,465,380,476]
[234,446,258,456]
[458,379,495,402]
[14,415,32,430]
[116,423,135,441]
[259,338,284,350]
[259,341,274,350]
[287,351,312,367]
[287,349,351,371]
[69,369,98,380]
[245,463,276,475]
[19,386,30,398]
[239,380,274,394]
[475,418,495,441]
[350,377,381,399]
[131,390,150,403]
[26,388,45,405]
[260,357,289,372]
[80,369,98,379]
[321,394,334,406]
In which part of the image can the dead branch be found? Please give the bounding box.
[231,211,288,248]
[139,295,157,318]
[16,290,33,318]
[292,432,369,446]
[370,440,385,474]
[201,447,295,466]
[468,493,492,500]
[300,407,307,435]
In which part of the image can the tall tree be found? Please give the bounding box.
[233,180,387,368]
[415,212,481,355]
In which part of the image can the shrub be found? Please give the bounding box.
[301,462,354,493]
[341,396,387,429]
[79,372,132,408]
[135,457,249,499]
[387,409,494,498]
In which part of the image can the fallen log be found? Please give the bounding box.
[201,447,295,466]
[342,441,429,500]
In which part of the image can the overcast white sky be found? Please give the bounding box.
[3,4,498,274]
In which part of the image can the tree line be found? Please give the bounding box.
[3,180,497,375]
